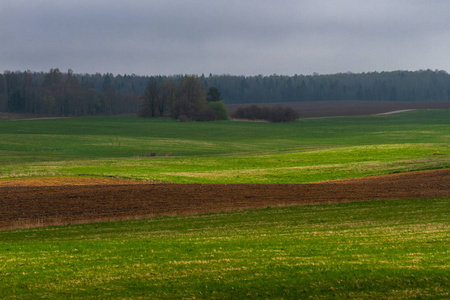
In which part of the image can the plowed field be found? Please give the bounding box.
[226,100,450,118]
[1,169,449,230]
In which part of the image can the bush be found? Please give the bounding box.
[268,105,299,122]
[232,105,299,122]
[207,101,229,120]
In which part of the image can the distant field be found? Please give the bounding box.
[226,100,450,118]
[0,109,448,183]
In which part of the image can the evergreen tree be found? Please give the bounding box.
[206,87,222,102]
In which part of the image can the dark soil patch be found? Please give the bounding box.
[1,169,449,230]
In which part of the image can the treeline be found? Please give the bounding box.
[0,69,144,116]
[208,69,450,103]
[1,69,450,117]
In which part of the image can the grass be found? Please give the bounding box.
[0,198,448,299]
[0,110,449,183]
[1,110,449,298]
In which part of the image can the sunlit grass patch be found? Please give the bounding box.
[10,143,444,183]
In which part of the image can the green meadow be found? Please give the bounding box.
[0,109,449,182]
[0,198,449,299]
[0,109,449,298]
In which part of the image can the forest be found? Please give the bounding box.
[1,69,450,117]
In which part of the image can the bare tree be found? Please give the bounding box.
[141,77,159,117]
[158,78,176,117]
[171,75,206,120]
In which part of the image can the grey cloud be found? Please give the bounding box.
[1,0,450,75]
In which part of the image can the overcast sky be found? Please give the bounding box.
[1,0,450,76]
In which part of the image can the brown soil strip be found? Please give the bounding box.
[1,169,449,230]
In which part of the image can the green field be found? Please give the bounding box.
[0,110,449,182]
[1,198,449,299]
[1,110,449,298]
